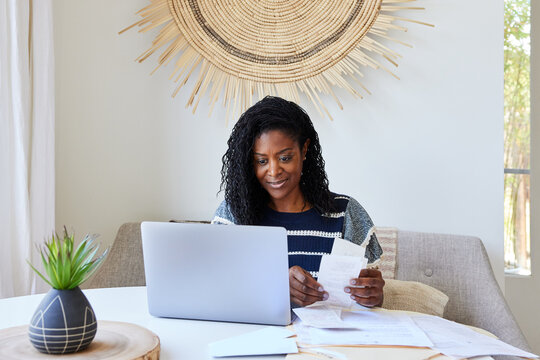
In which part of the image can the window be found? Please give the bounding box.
[504,0,531,275]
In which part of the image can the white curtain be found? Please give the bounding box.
[0,0,55,298]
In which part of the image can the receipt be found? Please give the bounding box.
[331,238,367,257]
[314,239,368,308]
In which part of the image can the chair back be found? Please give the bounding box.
[396,230,530,354]
[85,223,146,289]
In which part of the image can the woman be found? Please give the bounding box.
[213,96,384,308]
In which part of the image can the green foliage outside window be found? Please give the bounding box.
[504,0,531,274]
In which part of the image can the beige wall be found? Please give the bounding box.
[53,0,525,345]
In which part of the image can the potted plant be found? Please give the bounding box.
[27,227,108,354]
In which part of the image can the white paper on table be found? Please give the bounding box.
[295,310,433,347]
[293,305,358,329]
[412,314,539,359]
[331,238,367,257]
[317,254,367,308]
[208,326,298,357]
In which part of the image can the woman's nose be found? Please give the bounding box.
[268,159,282,177]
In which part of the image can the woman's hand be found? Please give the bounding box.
[289,266,329,307]
[345,269,385,307]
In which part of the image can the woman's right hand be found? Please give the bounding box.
[289,266,328,307]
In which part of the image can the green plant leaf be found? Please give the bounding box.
[49,257,62,289]
[28,227,109,290]
[70,247,109,289]
[71,238,91,271]
[47,233,59,263]
[26,260,54,288]
[40,249,58,288]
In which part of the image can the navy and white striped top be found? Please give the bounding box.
[212,194,382,279]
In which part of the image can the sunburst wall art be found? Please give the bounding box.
[121,0,432,120]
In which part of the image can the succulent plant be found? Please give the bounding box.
[28,227,109,290]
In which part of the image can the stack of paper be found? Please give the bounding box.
[293,305,357,329]
[412,314,538,359]
[293,307,433,347]
[292,307,538,359]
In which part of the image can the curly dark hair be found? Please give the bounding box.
[220,96,336,225]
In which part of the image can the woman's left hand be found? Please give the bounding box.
[344,268,385,307]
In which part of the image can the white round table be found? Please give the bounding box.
[0,287,493,360]
[0,287,285,359]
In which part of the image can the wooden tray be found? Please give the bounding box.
[0,320,160,359]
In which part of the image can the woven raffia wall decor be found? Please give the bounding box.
[121,0,432,120]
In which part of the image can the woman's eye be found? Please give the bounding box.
[256,159,267,165]
[280,156,292,162]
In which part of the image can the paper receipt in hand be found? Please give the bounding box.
[317,238,368,308]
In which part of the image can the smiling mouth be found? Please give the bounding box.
[267,179,287,189]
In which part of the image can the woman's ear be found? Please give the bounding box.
[302,139,310,160]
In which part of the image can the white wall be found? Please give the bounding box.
[54,0,504,299]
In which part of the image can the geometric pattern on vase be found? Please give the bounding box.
[28,287,97,354]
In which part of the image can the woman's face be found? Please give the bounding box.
[253,130,309,211]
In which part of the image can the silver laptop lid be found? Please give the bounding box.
[141,221,291,325]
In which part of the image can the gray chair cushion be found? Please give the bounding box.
[396,230,531,358]
[85,223,146,289]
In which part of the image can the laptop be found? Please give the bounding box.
[141,221,291,325]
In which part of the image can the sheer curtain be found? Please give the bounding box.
[0,0,54,298]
